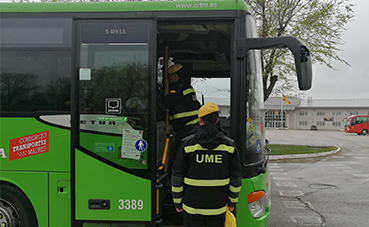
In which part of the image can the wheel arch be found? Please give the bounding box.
[0,171,49,227]
[0,180,39,227]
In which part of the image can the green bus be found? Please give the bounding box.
[0,1,312,226]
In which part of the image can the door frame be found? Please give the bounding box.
[70,17,157,227]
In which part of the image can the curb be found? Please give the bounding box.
[269,146,341,160]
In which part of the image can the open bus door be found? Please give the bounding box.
[71,19,157,227]
[237,36,312,91]
[233,35,312,225]
[234,36,312,176]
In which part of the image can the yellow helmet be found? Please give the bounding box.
[167,64,183,74]
[198,102,219,118]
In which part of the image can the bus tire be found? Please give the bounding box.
[362,129,368,135]
[0,183,38,227]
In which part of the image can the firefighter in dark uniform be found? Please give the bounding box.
[163,64,201,167]
[171,102,242,227]
[164,64,200,136]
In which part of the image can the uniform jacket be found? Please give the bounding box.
[171,125,242,218]
[163,77,200,132]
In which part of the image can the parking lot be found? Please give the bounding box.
[265,129,369,227]
[265,128,367,147]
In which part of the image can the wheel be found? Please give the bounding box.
[0,183,38,227]
[362,129,368,135]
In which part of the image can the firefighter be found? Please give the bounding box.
[171,102,242,227]
[163,64,200,136]
[163,64,201,168]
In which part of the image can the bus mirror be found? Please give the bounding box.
[237,37,312,91]
[292,43,312,90]
[298,47,312,90]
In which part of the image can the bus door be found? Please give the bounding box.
[71,19,156,226]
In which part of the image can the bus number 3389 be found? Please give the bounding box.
[118,199,144,210]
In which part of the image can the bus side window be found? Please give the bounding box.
[352,118,356,126]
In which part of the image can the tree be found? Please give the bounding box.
[245,0,354,101]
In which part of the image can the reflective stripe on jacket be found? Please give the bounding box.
[163,79,200,132]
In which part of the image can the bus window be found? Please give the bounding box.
[0,17,72,113]
[0,17,72,48]
[79,44,149,114]
[354,116,367,125]
[0,51,71,112]
[345,118,352,127]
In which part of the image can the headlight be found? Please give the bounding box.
[247,190,269,218]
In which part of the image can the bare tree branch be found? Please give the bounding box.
[245,0,354,100]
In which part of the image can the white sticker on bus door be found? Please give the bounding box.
[79,68,91,80]
[121,129,143,160]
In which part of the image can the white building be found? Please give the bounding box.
[264,97,369,131]
[200,96,369,131]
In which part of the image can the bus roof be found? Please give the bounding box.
[348,115,369,118]
[0,0,248,13]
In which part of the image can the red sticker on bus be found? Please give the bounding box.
[9,131,49,161]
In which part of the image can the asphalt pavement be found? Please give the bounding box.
[265,129,369,227]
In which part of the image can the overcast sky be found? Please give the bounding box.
[0,0,367,100]
[305,0,369,100]
[196,0,369,100]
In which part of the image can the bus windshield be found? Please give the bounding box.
[245,14,265,165]
[345,118,352,127]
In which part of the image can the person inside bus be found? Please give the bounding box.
[162,64,201,168]
[171,102,242,227]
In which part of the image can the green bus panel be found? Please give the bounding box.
[75,150,151,221]
[0,171,49,227]
[49,172,70,227]
[0,0,247,13]
[236,174,270,227]
[0,117,70,172]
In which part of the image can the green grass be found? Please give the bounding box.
[267,144,337,155]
